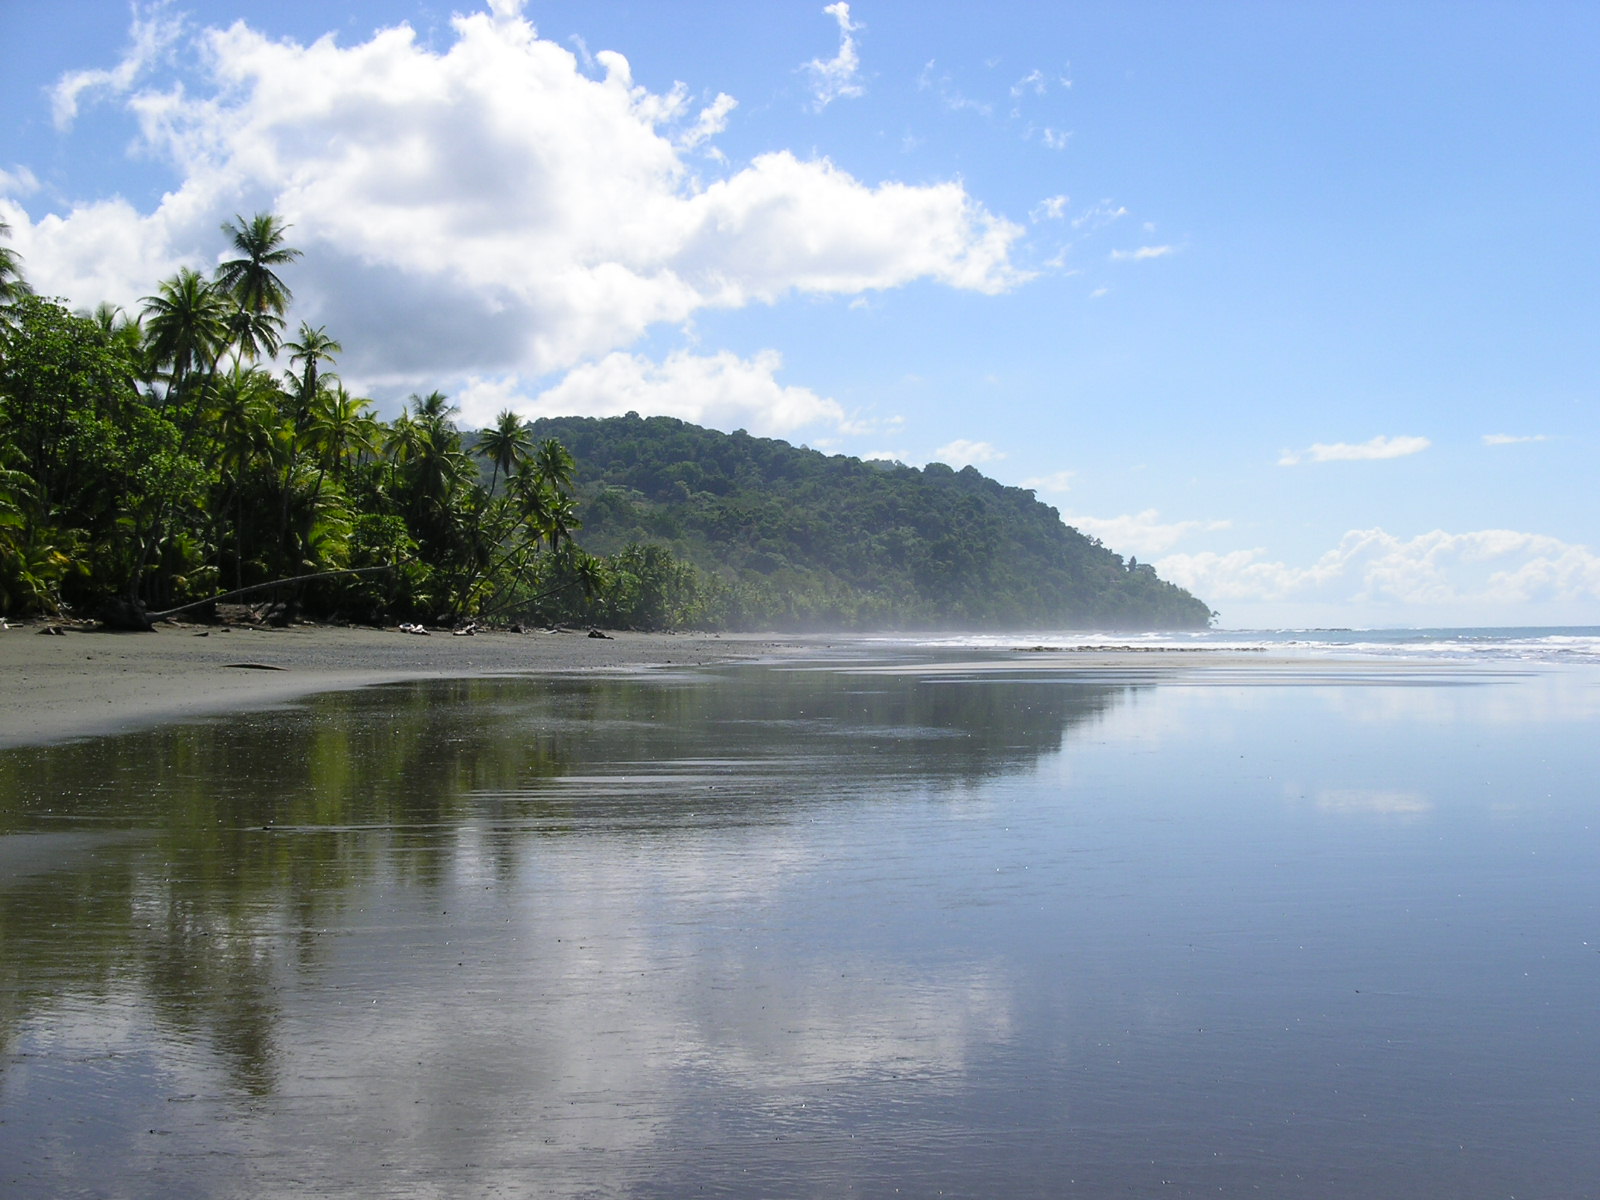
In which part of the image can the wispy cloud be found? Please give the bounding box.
[918,60,993,118]
[1278,435,1430,466]
[1065,509,1230,556]
[802,2,864,110]
[1483,433,1548,446]
[932,439,1006,467]
[1010,69,1048,99]
[50,0,185,129]
[1072,201,1128,231]
[1021,469,1075,493]
[1030,194,1069,222]
[1109,244,1174,262]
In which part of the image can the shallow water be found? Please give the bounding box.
[2,647,1598,1198]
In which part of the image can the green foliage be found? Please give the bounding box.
[0,220,1213,631]
[0,224,585,625]
[526,413,1214,631]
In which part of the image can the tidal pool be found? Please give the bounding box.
[1,649,1597,1197]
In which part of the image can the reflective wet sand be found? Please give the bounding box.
[2,649,1597,1197]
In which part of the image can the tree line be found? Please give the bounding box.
[1,215,1214,632]
[523,413,1217,630]
[0,214,605,627]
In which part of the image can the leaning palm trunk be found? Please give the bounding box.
[143,564,395,621]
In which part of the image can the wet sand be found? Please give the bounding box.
[0,620,803,748]
[0,619,1484,750]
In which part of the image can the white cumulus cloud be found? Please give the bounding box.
[1156,527,1600,620]
[4,4,1024,414]
[1278,435,1431,465]
[1482,433,1548,446]
[520,348,844,438]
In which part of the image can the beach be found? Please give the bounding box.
[0,619,817,748]
[3,626,1599,1197]
[0,618,1324,749]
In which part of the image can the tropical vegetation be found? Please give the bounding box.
[0,215,1213,631]
[0,216,592,627]
[511,414,1215,630]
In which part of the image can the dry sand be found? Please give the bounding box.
[0,619,806,748]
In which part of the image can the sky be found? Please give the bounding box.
[2,0,1596,628]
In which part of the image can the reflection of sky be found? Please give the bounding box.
[4,660,1600,1196]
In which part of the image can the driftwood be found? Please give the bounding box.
[98,566,396,630]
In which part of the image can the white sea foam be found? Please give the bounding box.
[865,627,1600,666]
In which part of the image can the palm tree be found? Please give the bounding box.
[207,363,282,587]
[408,390,460,445]
[284,323,342,414]
[306,384,379,513]
[277,324,343,567]
[476,409,533,496]
[83,302,147,396]
[0,219,30,312]
[140,267,231,411]
[216,212,300,361]
[531,437,577,493]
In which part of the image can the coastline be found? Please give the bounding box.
[0,620,809,749]
[1,618,1554,750]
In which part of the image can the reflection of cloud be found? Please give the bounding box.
[199,839,1019,1195]
[1313,789,1432,816]
[687,963,1015,1091]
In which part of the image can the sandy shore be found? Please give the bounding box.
[0,618,1467,750]
[0,620,809,748]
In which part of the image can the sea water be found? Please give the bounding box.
[0,636,1596,1197]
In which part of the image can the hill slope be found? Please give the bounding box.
[521,414,1212,631]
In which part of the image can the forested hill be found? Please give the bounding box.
[518,413,1214,630]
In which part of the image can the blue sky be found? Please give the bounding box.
[2,0,1596,627]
